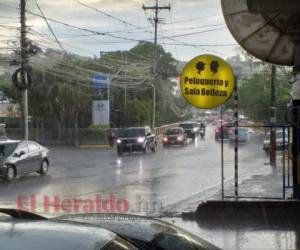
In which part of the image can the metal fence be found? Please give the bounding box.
[220,124,293,200]
[6,128,108,146]
[4,123,180,146]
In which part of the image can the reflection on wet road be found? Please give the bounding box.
[164,216,299,250]
[0,125,293,249]
[0,125,272,216]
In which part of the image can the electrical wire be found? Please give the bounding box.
[161,42,236,47]
[157,26,225,39]
[25,10,229,56]
[71,0,226,52]
[33,0,65,52]
[164,13,222,25]
[74,0,153,34]
[26,10,145,43]
[30,50,152,84]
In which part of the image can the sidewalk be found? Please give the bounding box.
[162,164,300,250]
[159,161,293,216]
[217,166,293,200]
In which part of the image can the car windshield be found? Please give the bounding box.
[118,128,145,137]
[0,143,18,158]
[166,129,182,135]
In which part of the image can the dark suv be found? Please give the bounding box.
[179,122,199,140]
[116,127,157,155]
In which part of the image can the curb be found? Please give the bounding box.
[183,200,300,229]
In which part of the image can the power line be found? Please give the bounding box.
[30,50,152,82]
[33,0,65,52]
[164,13,222,25]
[158,26,225,39]
[159,23,225,33]
[72,0,223,49]
[26,9,226,56]
[161,42,237,47]
[74,0,153,35]
[26,10,145,43]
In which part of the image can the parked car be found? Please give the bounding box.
[229,128,249,144]
[0,209,138,250]
[0,140,50,181]
[0,208,220,250]
[116,127,157,155]
[163,127,187,147]
[263,130,290,153]
[215,122,233,140]
[179,122,199,140]
[58,212,220,250]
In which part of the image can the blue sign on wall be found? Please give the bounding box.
[91,74,109,89]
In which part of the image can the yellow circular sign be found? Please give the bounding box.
[180,54,234,109]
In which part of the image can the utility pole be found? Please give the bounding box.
[143,0,170,129]
[20,0,29,140]
[270,65,277,166]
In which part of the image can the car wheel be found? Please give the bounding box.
[39,160,49,175]
[5,166,15,182]
[151,142,157,153]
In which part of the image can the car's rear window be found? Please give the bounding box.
[166,129,182,135]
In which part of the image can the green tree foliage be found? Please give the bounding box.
[0,41,191,136]
[127,99,151,126]
[104,41,191,127]
[239,70,290,123]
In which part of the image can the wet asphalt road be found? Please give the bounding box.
[0,125,271,216]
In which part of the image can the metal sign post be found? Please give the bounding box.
[234,77,239,200]
[283,126,286,199]
[270,65,277,166]
[221,105,224,200]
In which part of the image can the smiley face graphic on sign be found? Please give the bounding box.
[180,54,235,109]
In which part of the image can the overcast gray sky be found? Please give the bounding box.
[0,0,239,61]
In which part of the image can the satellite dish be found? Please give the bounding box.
[221,0,300,66]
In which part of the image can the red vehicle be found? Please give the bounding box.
[163,127,187,147]
[215,122,233,140]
